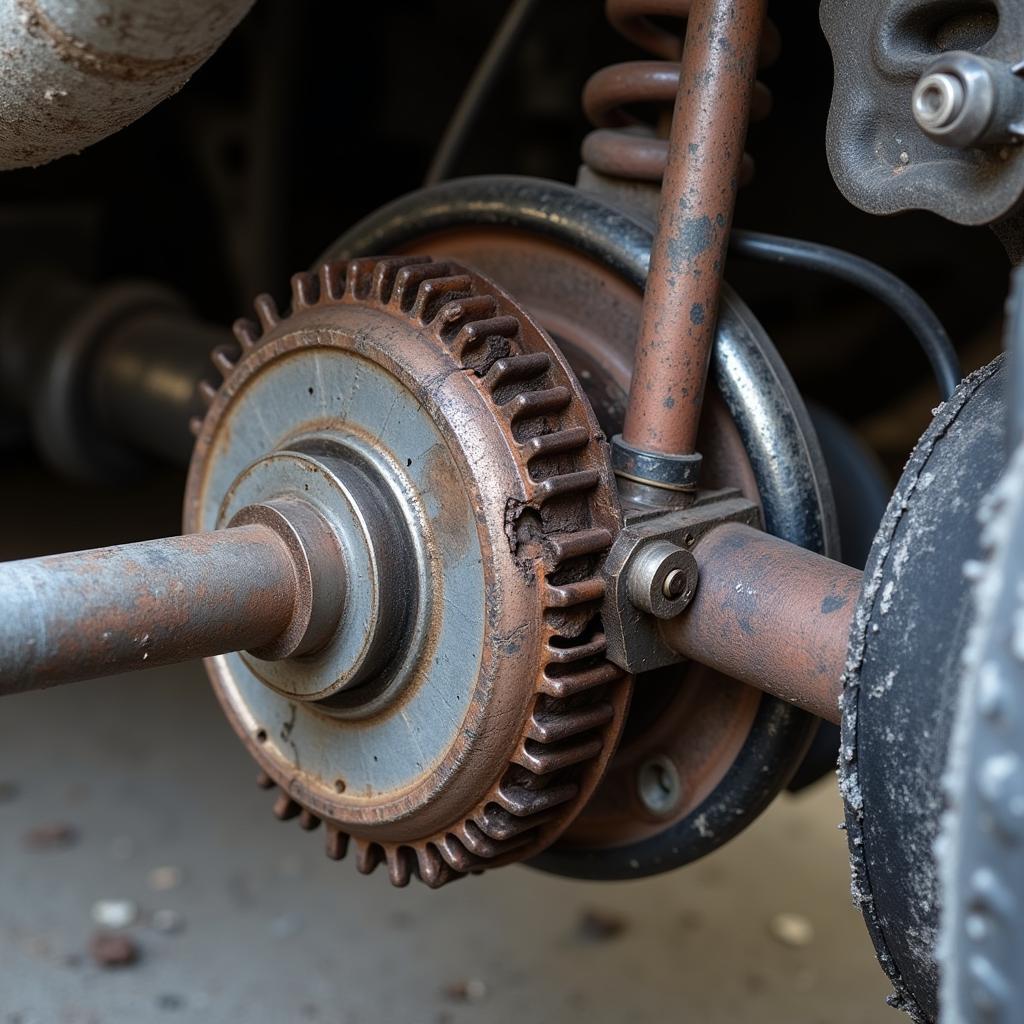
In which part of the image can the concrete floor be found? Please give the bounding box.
[0,469,894,1023]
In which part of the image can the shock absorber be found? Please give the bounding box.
[581,0,776,188]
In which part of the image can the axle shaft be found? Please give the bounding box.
[661,523,861,724]
[0,524,298,695]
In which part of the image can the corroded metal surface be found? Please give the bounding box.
[662,523,862,724]
[0,524,297,693]
[0,0,254,170]
[186,256,631,887]
[621,0,767,460]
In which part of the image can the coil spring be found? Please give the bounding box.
[581,0,777,185]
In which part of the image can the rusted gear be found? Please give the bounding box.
[184,255,630,888]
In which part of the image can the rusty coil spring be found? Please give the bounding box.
[581,0,778,185]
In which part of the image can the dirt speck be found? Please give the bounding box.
[88,930,139,968]
[576,907,629,942]
[23,822,77,850]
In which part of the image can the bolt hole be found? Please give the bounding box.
[255,728,268,743]
[637,755,681,818]
[683,532,695,547]
[308,386,314,396]
[334,778,347,794]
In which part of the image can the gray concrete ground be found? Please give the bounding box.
[0,470,893,1023]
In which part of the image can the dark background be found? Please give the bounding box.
[1,0,1009,497]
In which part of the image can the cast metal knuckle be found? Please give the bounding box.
[602,491,761,673]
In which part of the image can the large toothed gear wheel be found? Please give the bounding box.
[184,256,631,887]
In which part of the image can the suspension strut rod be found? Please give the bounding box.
[620,0,767,466]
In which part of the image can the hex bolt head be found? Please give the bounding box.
[626,540,699,620]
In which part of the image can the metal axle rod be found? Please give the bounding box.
[0,524,300,696]
[661,523,862,724]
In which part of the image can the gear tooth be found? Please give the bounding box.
[545,633,608,664]
[433,294,499,341]
[290,272,320,310]
[324,826,350,861]
[523,426,590,461]
[457,820,530,859]
[514,735,604,774]
[545,527,613,565]
[390,261,451,311]
[476,804,550,841]
[506,385,571,421]
[232,317,260,350]
[451,315,519,363]
[198,379,218,408]
[527,701,614,743]
[387,847,415,888]
[415,845,450,889]
[211,344,238,380]
[544,577,606,608]
[410,274,473,323]
[298,808,321,831]
[344,258,379,300]
[354,839,384,875]
[255,771,276,790]
[495,779,578,816]
[540,660,622,698]
[371,256,432,304]
[188,415,204,438]
[272,793,302,820]
[253,293,280,331]
[484,352,551,391]
[318,260,346,301]
[531,470,600,505]
[435,833,477,873]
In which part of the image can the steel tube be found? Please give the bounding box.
[0,525,297,695]
[621,0,766,459]
[660,523,862,724]
[93,307,226,465]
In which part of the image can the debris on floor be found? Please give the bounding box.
[443,978,488,1003]
[91,900,139,930]
[88,931,140,968]
[769,912,816,948]
[23,822,77,850]
[576,908,629,943]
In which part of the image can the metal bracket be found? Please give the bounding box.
[602,489,761,673]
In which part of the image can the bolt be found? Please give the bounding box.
[913,72,965,132]
[662,568,689,600]
[627,540,699,620]
[637,755,681,817]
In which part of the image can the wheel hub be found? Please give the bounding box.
[184,256,631,887]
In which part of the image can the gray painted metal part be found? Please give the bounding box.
[821,0,1024,225]
[0,0,254,170]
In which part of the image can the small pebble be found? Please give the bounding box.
[443,979,487,1003]
[148,866,182,892]
[23,823,77,850]
[769,911,815,948]
[88,931,139,968]
[151,909,185,935]
[576,908,628,942]
[91,899,138,929]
